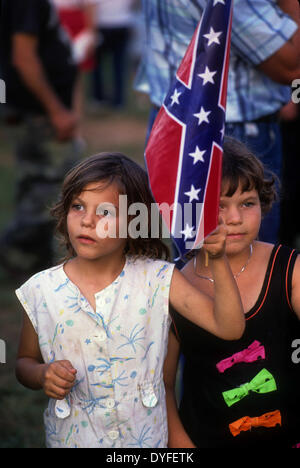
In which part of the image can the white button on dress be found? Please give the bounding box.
[108,430,119,440]
[106,398,115,409]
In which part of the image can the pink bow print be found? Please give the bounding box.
[216,341,265,373]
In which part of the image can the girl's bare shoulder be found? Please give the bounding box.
[253,241,274,260]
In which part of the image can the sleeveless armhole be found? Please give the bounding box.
[246,244,281,321]
[15,282,38,332]
[170,307,180,343]
[285,248,298,311]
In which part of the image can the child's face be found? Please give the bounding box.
[67,181,127,262]
[219,182,261,255]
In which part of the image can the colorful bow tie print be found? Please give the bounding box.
[216,341,265,373]
[229,410,281,437]
[222,368,277,407]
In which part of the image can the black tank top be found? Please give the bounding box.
[171,245,300,447]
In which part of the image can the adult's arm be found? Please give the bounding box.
[263,0,300,83]
[12,33,77,140]
[257,41,300,84]
[230,0,300,84]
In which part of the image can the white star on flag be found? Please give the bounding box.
[203,27,222,46]
[194,106,211,125]
[189,146,206,164]
[184,184,201,202]
[198,66,217,85]
[170,89,182,106]
[213,0,225,6]
[220,124,225,139]
[180,223,195,241]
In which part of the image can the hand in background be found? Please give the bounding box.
[50,107,78,142]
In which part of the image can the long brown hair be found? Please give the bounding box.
[51,152,170,261]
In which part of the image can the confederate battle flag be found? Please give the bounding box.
[145,0,233,258]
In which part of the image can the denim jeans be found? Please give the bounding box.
[146,106,160,145]
[225,121,282,244]
[92,27,131,108]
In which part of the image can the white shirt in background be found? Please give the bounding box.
[96,0,136,28]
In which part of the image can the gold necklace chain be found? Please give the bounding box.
[194,244,253,283]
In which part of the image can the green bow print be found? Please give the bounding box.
[222,368,277,407]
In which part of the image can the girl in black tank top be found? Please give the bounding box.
[164,137,300,447]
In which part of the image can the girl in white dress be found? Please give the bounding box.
[15,152,244,448]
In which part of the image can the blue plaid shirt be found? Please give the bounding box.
[134,0,298,122]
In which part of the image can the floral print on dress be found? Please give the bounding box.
[16,256,174,448]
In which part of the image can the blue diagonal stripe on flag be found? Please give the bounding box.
[145,0,233,258]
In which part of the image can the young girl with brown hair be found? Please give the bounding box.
[15,152,244,448]
[164,137,300,448]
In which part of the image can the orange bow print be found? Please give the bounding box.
[229,410,281,437]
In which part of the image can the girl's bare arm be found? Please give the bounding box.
[16,312,77,399]
[169,225,245,340]
[16,312,45,390]
[163,331,196,448]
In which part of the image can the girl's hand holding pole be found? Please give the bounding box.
[202,217,227,260]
